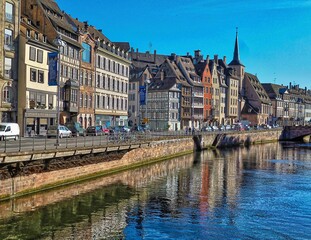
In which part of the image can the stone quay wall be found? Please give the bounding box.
[0,129,283,201]
[201,129,282,149]
[0,138,194,200]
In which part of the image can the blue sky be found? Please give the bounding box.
[56,0,311,88]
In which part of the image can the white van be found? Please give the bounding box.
[0,123,20,141]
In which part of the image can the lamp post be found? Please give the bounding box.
[144,79,151,123]
[53,35,66,146]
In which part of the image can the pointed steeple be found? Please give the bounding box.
[229,28,244,66]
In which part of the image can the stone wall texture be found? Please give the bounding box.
[0,138,194,199]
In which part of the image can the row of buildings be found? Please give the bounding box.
[1,0,311,136]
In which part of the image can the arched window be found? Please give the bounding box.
[3,86,12,103]
[84,116,87,129]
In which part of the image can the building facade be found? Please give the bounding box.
[0,0,20,123]
[18,13,58,136]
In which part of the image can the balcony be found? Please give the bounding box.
[63,101,78,113]
[1,101,12,109]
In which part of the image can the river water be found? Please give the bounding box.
[0,142,310,240]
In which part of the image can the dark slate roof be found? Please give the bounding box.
[244,72,271,104]
[153,59,191,88]
[176,56,203,87]
[38,0,76,35]
[194,61,207,77]
[241,101,259,114]
[130,50,167,69]
[149,77,181,91]
[262,83,287,99]
[113,42,130,52]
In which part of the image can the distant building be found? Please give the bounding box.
[242,73,271,126]
[194,53,212,125]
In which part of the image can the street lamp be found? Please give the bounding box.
[53,35,66,146]
[144,79,151,123]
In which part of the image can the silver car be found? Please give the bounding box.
[47,125,72,138]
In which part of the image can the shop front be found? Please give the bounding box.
[24,109,56,136]
[95,114,128,128]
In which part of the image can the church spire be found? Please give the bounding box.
[229,27,244,66]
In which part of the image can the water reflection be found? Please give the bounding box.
[0,142,311,239]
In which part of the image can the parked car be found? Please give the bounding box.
[65,122,86,137]
[131,125,145,133]
[0,123,20,141]
[47,125,72,138]
[233,123,245,131]
[201,126,213,132]
[211,126,219,131]
[101,126,110,135]
[119,126,131,133]
[86,126,103,136]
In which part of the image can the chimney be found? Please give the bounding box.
[98,29,102,33]
[171,53,177,61]
[136,48,139,59]
[305,87,307,94]
[83,21,89,31]
[206,55,210,64]
[223,56,226,64]
[154,50,157,63]
[194,50,201,58]
[289,82,292,89]
[214,54,218,64]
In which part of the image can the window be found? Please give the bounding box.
[34,32,38,40]
[37,49,43,63]
[84,93,88,108]
[82,42,91,63]
[4,29,13,47]
[4,57,12,78]
[80,94,83,107]
[71,89,77,103]
[5,2,13,22]
[38,70,44,83]
[29,46,36,61]
[3,86,12,103]
[26,29,30,38]
[30,68,37,82]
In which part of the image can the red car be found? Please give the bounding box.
[101,127,110,135]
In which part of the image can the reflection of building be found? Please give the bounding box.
[0,0,19,123]
[18,14,57,136]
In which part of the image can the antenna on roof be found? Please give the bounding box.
[273,72,276,84]
[149,42,152,52]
